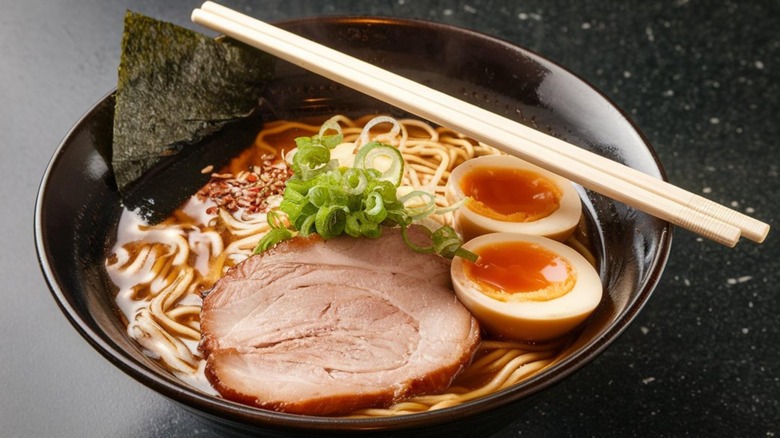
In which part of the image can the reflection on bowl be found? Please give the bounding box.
[34,16,671,437]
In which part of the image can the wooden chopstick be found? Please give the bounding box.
[192,2,769,247]
[193,2,767,245]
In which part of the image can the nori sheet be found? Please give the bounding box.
[112,11,275,194]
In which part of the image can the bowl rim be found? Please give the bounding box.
[34,14,673,432]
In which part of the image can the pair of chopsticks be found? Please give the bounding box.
[191,2,769,247]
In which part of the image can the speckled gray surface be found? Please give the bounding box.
[2,0,777,436]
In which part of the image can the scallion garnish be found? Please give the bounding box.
[252,210,295,254]
[255,118,474,261]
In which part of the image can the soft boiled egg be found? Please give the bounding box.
[446,155,582,242]
[451,232,602,341]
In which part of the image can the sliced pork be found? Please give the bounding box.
[200,226,480,416]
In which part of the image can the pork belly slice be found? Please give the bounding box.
[200,227,481,415]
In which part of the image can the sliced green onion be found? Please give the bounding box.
[452,246,480,263]
[399,224,477,261]
[344,212,362,238]
[267,209,286,229]
[253,210,295,254]
[399,190,437,220]
[279,198,304,222]
[316,118,344,149]
[292,143,329,171]
[367,179,397,203]
[354,142,404,187]
[341,168,368,195]
[434,197,468,215]
[307,185,331,208]
[284,178,313,196]
[362,221,382,239]
[298,214,317,237]
[431,226,478,262]
[315,205,347,238]
[297,159,337,181]
[253,228,291,253]
[364,191,387,223]
[400,225,435,254]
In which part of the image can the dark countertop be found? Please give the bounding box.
[2,0,777,436]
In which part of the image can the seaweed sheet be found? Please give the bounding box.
[112,11,275,196]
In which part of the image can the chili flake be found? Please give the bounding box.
[197,154,292,215]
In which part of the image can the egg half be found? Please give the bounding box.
[446,155,582,242]
[451,232,602,341]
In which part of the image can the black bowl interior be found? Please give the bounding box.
[35,16,672,437]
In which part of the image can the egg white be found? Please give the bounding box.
[446,155,582,242]
[451,233,602,341]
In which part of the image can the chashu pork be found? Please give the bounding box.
[199,226,480,416]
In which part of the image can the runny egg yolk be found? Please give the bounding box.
[460,167,562,222]
[451,232,603,341]
[464,241,576,302]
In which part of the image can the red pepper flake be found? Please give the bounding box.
[197,154,293,215]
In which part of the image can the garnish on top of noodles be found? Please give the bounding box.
[254,118,477,262]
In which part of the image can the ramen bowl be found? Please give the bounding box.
[35,16,671,437]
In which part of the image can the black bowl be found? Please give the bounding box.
[35,16,672,437]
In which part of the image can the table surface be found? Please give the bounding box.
[2,0,778,436]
